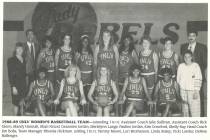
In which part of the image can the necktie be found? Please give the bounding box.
[31,44,35,60]
[188,44,192,52]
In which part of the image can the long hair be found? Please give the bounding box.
[77,35,93,56]
[64,64,81,80]
[119,35,134,54]
[61,32,73,49]
[96,65,111,83]
[98,30,115,50]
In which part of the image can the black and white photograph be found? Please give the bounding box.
[2,1,208,118]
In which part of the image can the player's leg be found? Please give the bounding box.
[37,99,46,116]
[124,101,134,117]
[162,103,170,117]
[104,106,111,116]
[68,101,78,116]
[188,90,200,117]
[96,106,103,116]
[180,89,189,117]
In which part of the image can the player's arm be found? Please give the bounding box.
[78,80,86,105]
[120,77,129,100]
[25,82,35,101]
[153,52,159,82]
[93,45,99,67]
[113,45,119,67]
[132,50,139,65]
[174,53,179,67]
[174,81,181,102]
[87,81,97,105]
[36,50,44,69]
[49,81,55,99]
[54,49,60,71]
[54,79,64,104]
[110,80,119,105]
[142,77,152,101]
[75,52,80,64]
[153,81,160,102]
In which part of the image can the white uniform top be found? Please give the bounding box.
[177,62,202,91]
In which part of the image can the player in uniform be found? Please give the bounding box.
[154,68,181,117]
[54,64,86,116]
[88,66,118,116]
[119,65,152,117]
[139,36,158,98]
[118,35,139,116]
[37,36,55,85]
[25,67,55,116]
[158,38,179,79]
[94,30,119,81]
[76,35,94,116]
[55,33,76,86]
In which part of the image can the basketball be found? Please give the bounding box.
[96,96,110,107]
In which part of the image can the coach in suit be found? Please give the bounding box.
[23,29,40,87]
[180,31,207,117]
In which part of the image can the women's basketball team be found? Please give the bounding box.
[7,29,203,117]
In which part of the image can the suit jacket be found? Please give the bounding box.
[180,42,207,78]
[7,56,27,96]
[23,42,40,74]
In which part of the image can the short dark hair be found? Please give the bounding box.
[15,42,23,47]
[140,36,152,44]
[164,37,174,44]
[129,64,141,76]
[184,50,193,56]
[37,67,48,76]
[25,29,34,36]
[188,30,198,36]
[62,32,72,40]
[160,68,173,76]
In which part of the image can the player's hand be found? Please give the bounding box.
[147,100,154,105]
[12,87,18,95]
[118,99,124,104]
[54,99,60,105]
[108,100,115,105]
[19,99,25,106]
[80,99,87,105]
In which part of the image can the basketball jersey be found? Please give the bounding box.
[139,50,155,73]
[62,79,79,100]
[58,47,74,70]
[125,77,144,100]
[159,80,176,102]
[97,46,116,70]
[78,51,93,72]
[95,80,112,98]
[32,80,50,102]
[40,49,55,72]
[159,51,177,75]
[119,50,134,78]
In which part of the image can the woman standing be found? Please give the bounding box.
[94,30,119,80]
[7,42,27,115]
[76,35,94,116]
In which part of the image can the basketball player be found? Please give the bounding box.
[54,64,86,116]
[118,35,139,116]
[94,30,119,81]
[139,36,158,97]
[154,68,180,117]
[88,66,118,116]
[158,38,179,78]
[55,33,76,86]
[120,64,152,117]
[25,67,55,116]
[37,36,55,85]
[76,34,94,116]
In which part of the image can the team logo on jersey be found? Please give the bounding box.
[119,55,129,65]
[32,3,97,48]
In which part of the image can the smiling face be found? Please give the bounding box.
[142,39,150,50]
[132,69,140,78]
[38,71,46,80]
[63,35,71,46]
[100,67,108,77]
[103,32,111,45]
[27,31,35,42]
[16,46,23,56]
[82,38,89,48]
[45,40,52,49]
[184,53,193,65]
[188,33,197,44]
[164,40,173,51]
[163,73,171,82]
